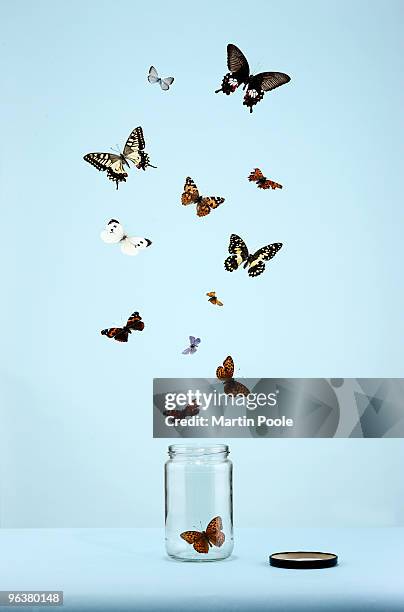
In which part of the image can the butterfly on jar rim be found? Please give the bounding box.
[100,219,152,256]
[248,168,283,190]
[181,177,225,217]
[101,311,144,343]
[182,336,201,355]
[148,66,174,90]
[180,516,225,554]
[84,126,156,189]
[215,44,290,113]
[216,355,250,396]
[224,234,283,278]
[163,400,200,419]
[206,291,223,307]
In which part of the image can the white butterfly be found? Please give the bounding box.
[84,126,156,190]
[100,219,152,256]
[148,66,174,91]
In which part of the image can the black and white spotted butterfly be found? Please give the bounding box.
[215,44,290,113]
[224,234,283,277]
[148,66,174,90]
[84,127,156,189]
[100,219,152,256]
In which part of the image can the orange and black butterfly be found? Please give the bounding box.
[101,311,144,342]
[248,168,282,190]
[180,516,225,554]
[206,291,223,307]
[181,177,225,217]
[163,400,200,419]
[216,355,250,396]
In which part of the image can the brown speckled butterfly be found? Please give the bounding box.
[101,311,144,342]
[181,177,225,217]
[215,44,291,113]
[206,291,223,306]
[163,400,200,419]
[248,168,282,190]
[216,356,250,396]
[180,516,225,554]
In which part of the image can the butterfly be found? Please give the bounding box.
[181,177,225,217]
[224,234,283,278]
[101,311,144,342]
[182,336,201,355]
[100,219,152,256]
[206,291,223,307]
[180,516,225,554]
[84,126,156,189]
[216,355,250,396]
[215,43,290,113]
[163,400,200,419]
[148,66,174,90]
[248,168,282,190]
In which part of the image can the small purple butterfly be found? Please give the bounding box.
[182,336,201,355]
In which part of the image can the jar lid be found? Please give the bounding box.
[269,551,338,569]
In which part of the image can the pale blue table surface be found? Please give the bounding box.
[0,528,403,611]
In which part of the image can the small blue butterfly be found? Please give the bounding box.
[182,336,201,355]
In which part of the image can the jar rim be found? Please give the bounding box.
[168,444,229,456]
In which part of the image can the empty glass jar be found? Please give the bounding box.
[165,444,233,561]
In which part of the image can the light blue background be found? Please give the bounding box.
[1,0,403,528]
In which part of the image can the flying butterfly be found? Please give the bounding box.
[180,516,225,554]
[215,43,290,113]
[84,126,156,189]
[182,336,201,355]
[248,168,283,190]
[100,219,152,256]
[148,66,174,90]
[224,234,283,278]
[216,355,250,396]
[181,177,225,217]
[101,311,144,343]
[206,291,223,307]
[163,400,200,419]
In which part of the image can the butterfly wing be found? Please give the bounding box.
[148,66,160,84]
[224,234,249,272]
[123,126,145,166]
[181,177,200,205]
[121,236,152,256]
[197,196,225,217]
[206,516,225,548]
[247,243,283,277]
[182,347,191,354]
[101,327,129,342]
[100,219,125,244]
[123,126,155,170]
[248,168,264,183]
[194,338,201,345]
[224,380,250,396]
[160,77,174,90]
[259,179,283,190]
[181,530,209,553]
[126,312,144,332]
[244,71,291,113]
[216,355,234,380]
[207,291,216,298]
[216,44,250,95]
[84,153,128,189]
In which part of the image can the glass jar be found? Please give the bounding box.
[165,444,233,561]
